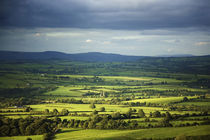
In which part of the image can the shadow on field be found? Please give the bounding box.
[58,129,81,134]
[95,136,136,140]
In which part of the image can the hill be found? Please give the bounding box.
[0,51,145,62]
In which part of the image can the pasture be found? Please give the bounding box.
[55,125,210,140]
[1,59,210,139]
[125,96,195,104]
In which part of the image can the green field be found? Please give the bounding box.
[178,102,210,106]
[1,125,209,140]
[55,125,210,140]
[125,96,195,104]
[44,86,87,97]
[0,135,43,140]
[1,58,210,139]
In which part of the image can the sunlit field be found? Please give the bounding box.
[1,58,210,139]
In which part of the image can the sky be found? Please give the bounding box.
[0,0,210,56]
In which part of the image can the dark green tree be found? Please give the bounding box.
[43,132,55,140]
[183,97,189,102]
[53,109,59,115]
[165,111,172,120]
[112,112,121,120]
[89,103,96,109]
[44,109,50,114]
[92,110,98,115]
[138,109,145,117]
[88,121,96,129]
[60,109,69,116]
[152,111,161,117]
[126,108,133,119]
[100,107,105,112]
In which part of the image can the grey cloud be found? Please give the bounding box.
[0,0,210,30]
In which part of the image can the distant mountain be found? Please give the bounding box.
[1,51,207,62]
[0,51,146,62]
[156,54,194,57]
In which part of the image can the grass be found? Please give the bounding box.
[3,115,48,119]
[125,96,196,104]
[43,86,86,97]
[1,60,210,139]
[0,135,42,140]
[28,103,128,113]
[55,125,210,140]
[56,116,89,120]
[178,102,210,106]
[28,103,201,117]
[100,76,151,81]
[1,125,210,140]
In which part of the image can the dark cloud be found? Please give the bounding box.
[0,0,210,30]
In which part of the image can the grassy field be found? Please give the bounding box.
[0,135,43,140]
[43,86,86,97]
[1,125,209,140]
[56,125,210,140]
[29,103,128,112]
[125,96,196,104]
[178,102,210,106]
[28,103,203,116]
[1,59,210,139]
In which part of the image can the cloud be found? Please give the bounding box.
[0,28,210,56]
[167,48,173,52]
[85,39,93,43]
[112,36,143,40]
[195,41,210,46]
[0,0,209,30]
[45,32,82,37]
[102,41,111,45]
[34,33,41,37]
[163,39,180,43]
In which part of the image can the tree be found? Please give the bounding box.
[159,118,172,127]
[99,117,108,129]
[0,125,10,136]
[53,117,61,125]
[131,94,135,100]
[92,114,101,123]
[89,103,96,109]
[183,97,189,102]
[130,120,138,129]
[88,121,96,129]
[60,109,69,116]
[53,109,59,115]
[92,110,98,115]
[138,109,145,117]
[152,111,161,117]
[100,107,105,112]
[165,111,172,120]
[43,132,55,140]
[83,121,89,129]
[25,107,32,112]
[25,125,35,135]
[112,112,121,120]
[44,109,49,114]
[126,108,133,119]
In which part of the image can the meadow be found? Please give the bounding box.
[55,125,210,140]
[0,58,210,139]
[1,125,210,140]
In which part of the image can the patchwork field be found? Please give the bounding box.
[1,125,210,140]
[0,59,210,139]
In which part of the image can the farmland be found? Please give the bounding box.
[0,56,210,139]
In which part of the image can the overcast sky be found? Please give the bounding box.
[0,0,210,56]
